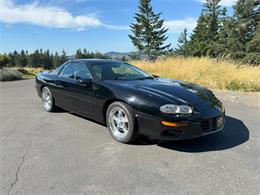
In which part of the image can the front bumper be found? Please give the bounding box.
[136,112,225,140]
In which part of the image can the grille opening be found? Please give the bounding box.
[200,119,213,131]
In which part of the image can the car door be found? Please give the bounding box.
[54,62,95,117]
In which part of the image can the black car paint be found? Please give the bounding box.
[35,59,225,140]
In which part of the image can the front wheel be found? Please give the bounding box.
[41,86,56,112]
[106,102,138,143]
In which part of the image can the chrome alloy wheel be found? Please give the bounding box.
[42,88,52,111]
[108,107,129,139]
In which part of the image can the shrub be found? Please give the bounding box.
[0,54,10,69]
[230,51,246,60]
[0,69,23,81]
[243,53,260,65]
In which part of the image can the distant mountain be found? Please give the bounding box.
[105,51,130,60]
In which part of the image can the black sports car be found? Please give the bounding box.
[35,59,225,143]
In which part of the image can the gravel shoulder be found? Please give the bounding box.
[214,90,260,109]
[1,79,260,195]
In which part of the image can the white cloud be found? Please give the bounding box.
[165,18,197,34]
[0,0,126,31]
[103,24,129,30]
[195,0,237,7]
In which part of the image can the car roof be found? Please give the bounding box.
[71,59,122,65]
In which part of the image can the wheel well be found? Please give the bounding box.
[40,85,46,91]
[103,99,126,123]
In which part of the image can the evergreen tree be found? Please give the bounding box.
[52,52,61,68]
[234,0,259,43]
[7,52,15,67]
[228,0,260,59]
[215,8,231,57]
[129,0,171,60]
[175,28,189,56]
[30,49,41,68]
[75,48,83,59]
[188,14,209,56]
[0,54,10,69]
[42,49,53,69]
[203,0,221,41]
[244,22,260,64]
[13,50,19,66]
[60,50,67,64]
[19,50,28,67]
[189,0,223,57]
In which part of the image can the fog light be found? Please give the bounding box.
[161,121,187,127]
[216,116,224,127]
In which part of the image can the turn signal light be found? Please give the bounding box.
[161,121,187,127]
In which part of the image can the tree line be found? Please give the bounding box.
[0,49,110,69]
[0,0,259,68]
[129,0,260,65]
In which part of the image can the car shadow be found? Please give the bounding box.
[57,109,249,151]
[156,116,249,152]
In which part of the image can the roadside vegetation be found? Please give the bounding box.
[132,57,260,92]
[0,67,43,81]
[129,0,260,65]
[0,69,22,81]
[0,0,259,92]
[1,57,260,92]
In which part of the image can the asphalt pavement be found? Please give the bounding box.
[0,79,260,195]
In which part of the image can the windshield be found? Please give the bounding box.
[90,62,152,80]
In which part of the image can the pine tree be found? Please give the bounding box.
[42,49,53,69]
[60,50,67,64]
[129,0,171,60]
[234,0,259,43]
[228,0,260,59]
[52,52,61,68]
[175,28,189,56]
[0,54,10,69]
[215,8,231,57]
[20,50,28,67]
[75,48,83,59]
[244,22,260,65]
[30,49,41,68]
[188,14,209,56]
[188,0,223,57]
[203,0,221,42]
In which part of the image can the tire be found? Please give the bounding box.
[41,86,56,112]
[106,102,138,143]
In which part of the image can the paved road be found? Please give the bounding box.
[1,79,260,195]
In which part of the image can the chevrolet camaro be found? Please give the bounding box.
[35,59,225,143]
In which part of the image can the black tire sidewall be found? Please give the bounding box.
[106,102,136,143]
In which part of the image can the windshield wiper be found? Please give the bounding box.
[113,76,124,80]
[136,76,155,80]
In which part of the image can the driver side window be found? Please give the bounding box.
[61,63,92,80]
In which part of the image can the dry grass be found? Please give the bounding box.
[16,67,44,78]
[131,57,260,92]
[0,69,22,81]
[0,67,44,81]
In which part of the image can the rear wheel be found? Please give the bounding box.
[106,102,137,143]
[41,86,56,112]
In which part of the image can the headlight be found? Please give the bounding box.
[160,104,193,114]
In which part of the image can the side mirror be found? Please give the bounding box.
[152,74,159,78]
[77,78,92,87]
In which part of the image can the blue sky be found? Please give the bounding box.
[0,0,236,55]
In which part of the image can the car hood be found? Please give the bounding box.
[108,78,223,116]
